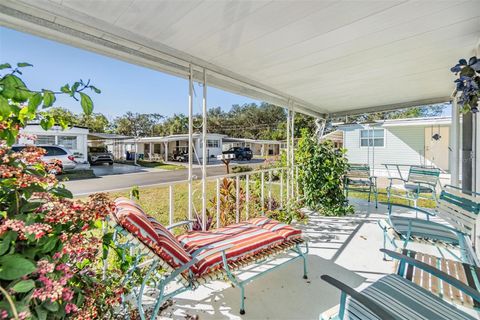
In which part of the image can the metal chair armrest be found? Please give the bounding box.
[166,220,195,230]
[171,244,235,277]
[320,275,397,320]
[388,203,436,217]
[381,249,480,302]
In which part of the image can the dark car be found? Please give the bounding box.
[88,146,114,165]
[222,147,253,161]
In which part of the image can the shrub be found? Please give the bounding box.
[230,165,253,174]
[0,62,125,319]
[266,201,307,225]
[296,129,353,216]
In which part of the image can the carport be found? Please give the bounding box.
[1,0,478,223]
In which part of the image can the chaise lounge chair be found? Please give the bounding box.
[109,198,309,320]
[321,249,479,320]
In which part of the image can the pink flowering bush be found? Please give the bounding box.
[0,63,124,319]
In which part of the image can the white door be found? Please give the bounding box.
[424,126,449,171]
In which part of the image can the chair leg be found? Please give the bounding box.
[239,283,246,315]
[383,229,387,261]
[302,253,308,280]
[387,187,391,210]
[368,185,372,203]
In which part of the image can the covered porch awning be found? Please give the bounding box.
[1,1,479,117]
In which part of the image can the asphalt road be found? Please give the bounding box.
[66,165,246,196]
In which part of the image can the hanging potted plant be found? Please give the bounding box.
[451,56,480,113]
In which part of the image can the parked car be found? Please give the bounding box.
[88,146,114,165]
[11,144,77,172]
[222,147,253,161]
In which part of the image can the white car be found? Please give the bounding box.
[12,145,77,171]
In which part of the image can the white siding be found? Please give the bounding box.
[343,125,427,176]
[19,125,89,162]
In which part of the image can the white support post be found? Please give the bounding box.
[286,107,291,202]
[280,171,284,208]
[261,171,265,210]
[164,141,168,162]
[236,176,240,223]
[201,69,207,231]
[268,170,272,210]
[188,64,193,220]
[246,174,250,220]
[291,109,295,199]
[450,99,460,186]
[169,185,174,226]
[475,112,479,193]
[216,178,220,228]
[149,142,153,160]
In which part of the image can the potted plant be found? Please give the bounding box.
[451,56,480,113]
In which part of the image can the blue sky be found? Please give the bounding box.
[0,27,260,121]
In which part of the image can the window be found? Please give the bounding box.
[207,139,220,148]
[43,146,67,156]
[360,129,384,147]
[35,135,55,145]
[58,136,77,150]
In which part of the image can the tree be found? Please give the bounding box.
[77,113,110,133]
[112,111,163,137]
[38,107,110,133]
[341,104,447,123]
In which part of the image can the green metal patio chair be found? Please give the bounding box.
[321,249,480,320]
[379,185,480,265]
[344,164,378,208]
[386,166,440,216]
[395,249,480,310]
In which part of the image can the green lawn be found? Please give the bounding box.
[136,160,185,171]
[348,187,436,208]
[114,159,185,171]
[104,179,284,228]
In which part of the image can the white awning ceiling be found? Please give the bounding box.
[1,0,479,117]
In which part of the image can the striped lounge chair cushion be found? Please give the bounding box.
[345,274,475,320]
[389,216,459,244]
[246,217,302,240]
[113,198,193,271]
[177,223,284,276]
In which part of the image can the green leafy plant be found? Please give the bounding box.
[296,129,353,216]
[451,57,480,113]
[0,62,128,319]
[266,201,307,225]
[207,178,247,227]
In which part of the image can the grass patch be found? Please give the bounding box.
[87,178,285,231]
[137,160,185,171]
[348,187,436,208]
[60,169,96,181]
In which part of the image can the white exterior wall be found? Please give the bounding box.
[198,135,223,159]
[343,124,432,177]
[19,125,89,162]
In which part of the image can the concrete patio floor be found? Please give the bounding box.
[153,199,473,320]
